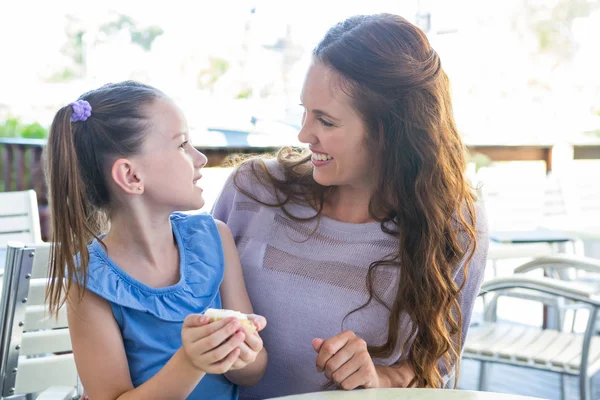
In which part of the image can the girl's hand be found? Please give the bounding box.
[230,314,267,370]
[181,314,246,374]
[313,331,380,390]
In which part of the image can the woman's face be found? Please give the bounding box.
[298,62,374,191]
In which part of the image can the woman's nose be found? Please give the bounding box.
[298,121,317,145]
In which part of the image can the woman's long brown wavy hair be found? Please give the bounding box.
[45,81,164,317]
[232,14,478,388]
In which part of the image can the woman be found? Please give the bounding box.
[212,13,488,399]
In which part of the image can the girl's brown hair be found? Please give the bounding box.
[233,14,478,388]
[45,81,164,316]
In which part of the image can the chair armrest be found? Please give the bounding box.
[36,386,77,400]
[480,275,600,307]
[514,254,600,275]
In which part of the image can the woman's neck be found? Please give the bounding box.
[321,185,375,224]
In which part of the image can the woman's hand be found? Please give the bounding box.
[312,331,379,390]
[181,314,245,374]
[230,314,267,370]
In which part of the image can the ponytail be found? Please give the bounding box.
[45,107,101,316]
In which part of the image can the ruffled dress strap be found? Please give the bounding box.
[83,212,224,322]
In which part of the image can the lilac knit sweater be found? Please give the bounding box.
[211,160,489,399]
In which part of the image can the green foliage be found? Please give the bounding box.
[527,0,600,59]
[48,67,78,83]
[0,118,48,139]
[100,14,164,51]
[469,152,493,172]
[20,123,48,139]
[0,118,20,138]
[235,88,253,99]
[131,26,164,51]
[197,58,230,90]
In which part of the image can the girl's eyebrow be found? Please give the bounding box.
[171,132,188,140]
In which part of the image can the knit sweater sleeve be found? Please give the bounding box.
[440,202,489,386]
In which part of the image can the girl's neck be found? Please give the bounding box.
[102,208,177,272]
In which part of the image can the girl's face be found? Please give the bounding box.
[132,98,207,212]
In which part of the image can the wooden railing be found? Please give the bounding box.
[1,138,46,193]
[2,137,600,240]
[0,138,278,239]
[0,138,50,240]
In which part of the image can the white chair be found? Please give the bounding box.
[562,162,600,252]
[537,164,600,255]
[0,191,42,247]
[476,167,554,273]
[515,254,600,284]
[0,242,77,399]
[465,274,600,400]
[514,254,600,332]
[476,169,585,278]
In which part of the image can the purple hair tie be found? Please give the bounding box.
[69,100,92,122]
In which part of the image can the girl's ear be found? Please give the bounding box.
[111,158,144,194]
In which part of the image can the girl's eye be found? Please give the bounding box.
[318,118,334,128]
[179,141,189,149]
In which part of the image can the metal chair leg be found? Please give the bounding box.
[580,374,591,400]
[478,361,489,391]
[484,294,499,323]
[579,307,597,400]
[560,373,567,400]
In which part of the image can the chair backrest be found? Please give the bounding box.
[476,165,547,231]
[0,242,76,398]
[0,191,42,246]
[540,173,577,230]
[572,161,600,231]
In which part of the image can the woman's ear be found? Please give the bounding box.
[110,158,144,194]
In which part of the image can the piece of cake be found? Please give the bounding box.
[204,308,256,333]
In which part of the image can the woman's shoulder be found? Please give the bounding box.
[234,157,284,185]
[226,157,287,203]
[455,200,489,278]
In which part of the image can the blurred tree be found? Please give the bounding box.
[48,15,85,82]
[99,14,164,51]
[62,15,85,67]
[20,123,48,139]
[520,0,600,63]
[264,24,305,100]
[197,58,230,90]
[0,118,20,138]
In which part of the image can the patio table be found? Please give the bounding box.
[267,389,545,400]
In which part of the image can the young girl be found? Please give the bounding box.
[45,81,267,400]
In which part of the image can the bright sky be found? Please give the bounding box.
[1,0,598,144]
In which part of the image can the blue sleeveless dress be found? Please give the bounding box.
[84,212,238,399]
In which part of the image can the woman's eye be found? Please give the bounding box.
[179,141,189,149]
[318,118,334,128]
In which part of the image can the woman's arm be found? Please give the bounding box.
[216,220,268,386]
[374,361,415,388]
[312,333,415,389]
[67,285,205,400]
